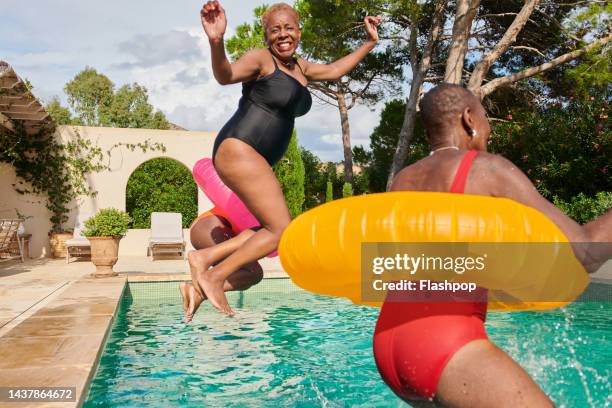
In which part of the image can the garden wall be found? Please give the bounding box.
[0,125,216,257]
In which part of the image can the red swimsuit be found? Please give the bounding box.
[373,150,489,401]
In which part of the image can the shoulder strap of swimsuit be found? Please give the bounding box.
[295,59,305,76]
[450,150,479,194]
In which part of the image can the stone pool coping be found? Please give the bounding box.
[0,276,126,408]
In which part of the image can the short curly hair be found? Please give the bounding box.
[261,3,300,30]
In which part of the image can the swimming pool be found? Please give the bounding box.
[84,280,611,407]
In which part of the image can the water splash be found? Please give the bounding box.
[559,307,595,408]
[309,379,338,408]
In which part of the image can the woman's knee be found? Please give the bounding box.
[267,221,289,244]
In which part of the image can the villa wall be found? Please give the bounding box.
[0,162,54,258]
[0,125,217,258]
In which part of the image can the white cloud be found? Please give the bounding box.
[320,133,342,145]
[116,30,201,68]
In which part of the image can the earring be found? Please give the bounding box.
[470,129,477,137]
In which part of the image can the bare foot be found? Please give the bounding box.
[197,267,235,316]
[185,284,206,323]
[179,282,190,313]
[187,250,209,297]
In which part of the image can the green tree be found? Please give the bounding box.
[101,83,170,129]
[382,0,611,189]
[64,67,114,126]
[301,147,327,210]
[46,97,80,125]
[296,0,404,184]
[553,192,612,224]
[325,180,333,202]
[62,67,169,129]
[273,131,306,218]
[226,6,267,60]
[342,182,353,198]
[322,161,347,199]
[126,158,197,228]
[356,99,428,192]
[490,95,610,202]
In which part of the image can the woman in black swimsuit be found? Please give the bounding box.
[212,50,312,166]
[187,1,381,316]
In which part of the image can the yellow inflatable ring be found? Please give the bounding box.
[279,192,589,311]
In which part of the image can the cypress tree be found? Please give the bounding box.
[342,182,353,198]
[273,130,305,218]
[325,180,333,202]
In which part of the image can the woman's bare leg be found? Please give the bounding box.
[193,138,291,315]
[181,215,262,321]
[435,340,553,407]
[183,262,263,322]
[188,228,256,296]
[179,282,190,313]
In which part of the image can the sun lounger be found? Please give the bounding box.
[65,214,92,263]
[147,212,185,260]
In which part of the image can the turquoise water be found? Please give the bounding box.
[84,280,611,408]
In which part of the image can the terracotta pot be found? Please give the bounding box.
[49,232,73,258]
[88,236,121,277]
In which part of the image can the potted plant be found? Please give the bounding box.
[82,208,131,277]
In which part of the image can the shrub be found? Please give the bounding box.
[301,147,327,210]
[126,158,197,228]
[342,182,353,198]
[83,208,131,237]
[553,192,612,224]
[273,131,305,218]
[325,181,333,202]
[490,96,610,201]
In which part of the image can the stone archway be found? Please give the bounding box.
[125,157,198,228]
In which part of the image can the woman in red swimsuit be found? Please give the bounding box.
[374,83,612,407]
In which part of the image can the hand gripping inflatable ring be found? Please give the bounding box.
[279,192,589,311]
[193,158,277,257]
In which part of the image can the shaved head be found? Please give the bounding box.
[420,84,481,144]
[262,3,300,30]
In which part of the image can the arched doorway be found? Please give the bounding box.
[126,158,197,228]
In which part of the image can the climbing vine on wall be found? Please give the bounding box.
[0,124,166,232]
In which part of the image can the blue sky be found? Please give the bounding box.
[1,0,389,162]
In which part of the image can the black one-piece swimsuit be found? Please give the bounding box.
[212,50,313,166]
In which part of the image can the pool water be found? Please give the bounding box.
[84,280,611,408]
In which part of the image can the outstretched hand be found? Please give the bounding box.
[364,16,382,42]
[201,1,227,42]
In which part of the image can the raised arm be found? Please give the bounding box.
[483,154,612,271]
[201,1,262,85]
[301,16,381,82]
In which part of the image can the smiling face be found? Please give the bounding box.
[264,10,301,59]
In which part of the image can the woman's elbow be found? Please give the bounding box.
[212,71,232,85]
[215,76,231,86]
[327,65,343,81]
